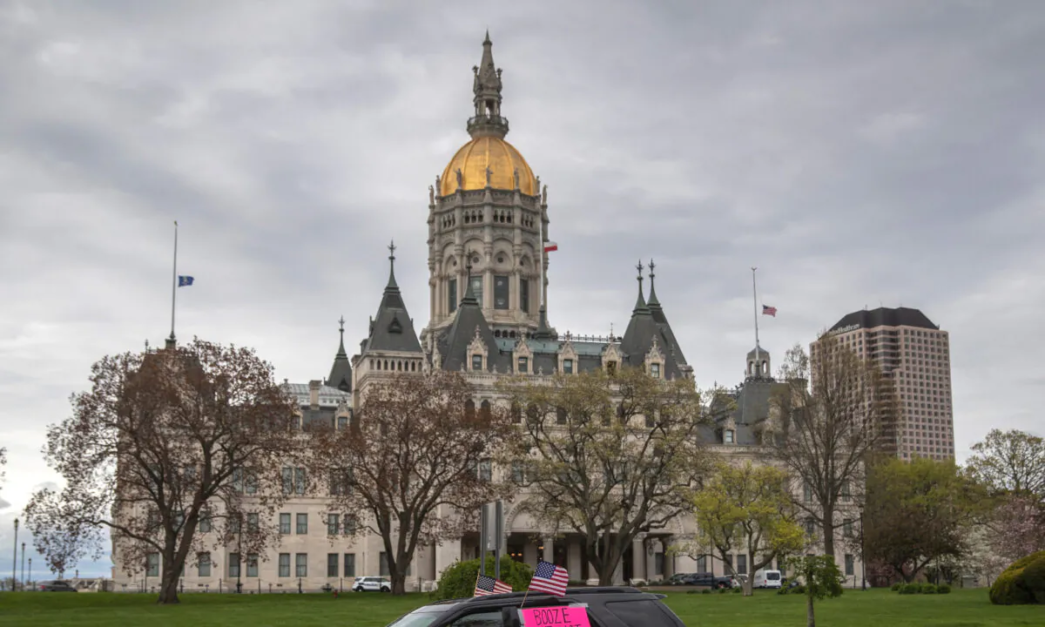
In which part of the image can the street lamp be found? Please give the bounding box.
[11,518,17,591]
[21,542,26,590]
[27,559,32,591]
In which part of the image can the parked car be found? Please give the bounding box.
[385,586,684,627]
[753,569,782,589]
[38,580,78,592]
[352,576,392,593]
[683,572,735,589]
[667,573,694,585]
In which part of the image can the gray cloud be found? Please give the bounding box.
[2,0,1044,569]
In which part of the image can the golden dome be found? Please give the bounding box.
[440,136,536,197]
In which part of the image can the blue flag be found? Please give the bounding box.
[178,276,194,287]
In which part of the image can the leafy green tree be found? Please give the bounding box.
[789,554,844,627]
[433,556,533,600]
[499,367,729,585]
[965,429,1045,503]
[864,457,981,582]
[692,462,805,595]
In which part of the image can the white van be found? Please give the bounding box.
[753,569,782,589]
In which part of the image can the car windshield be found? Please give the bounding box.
[385,604,454,627]
[767,572,780,580]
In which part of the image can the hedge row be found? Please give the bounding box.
[889,582,951,594]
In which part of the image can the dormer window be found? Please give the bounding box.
[518,356,529,373]
[724,429,735,444]
[563,359,574,374]
[471,355,483,371]
[651,363,661,379]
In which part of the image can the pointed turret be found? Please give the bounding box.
[532,305,554,340]
[621,261,656,368]
[468,32,509,139]
[434,263,507,372]
[361,241,422,354]
[647,259,688,366]
[326,316,353,392]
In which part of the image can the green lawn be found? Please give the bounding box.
[0,588,1040,627]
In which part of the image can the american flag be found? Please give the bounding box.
[762,304,777,317]
[527,560,569,597]
[474,574,513,596]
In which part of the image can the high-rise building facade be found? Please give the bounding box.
[820,307,954,461]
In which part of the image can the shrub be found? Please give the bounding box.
[937,584,951,594]
[701,589,711,594]
[793,584,806,594]
[900,583,920,595]
[718,587,728,594]
[921,584,937,594]
[731,586,742,593]
[432,556,533,601]
[990,550,1045,605]
[891,582,902,592]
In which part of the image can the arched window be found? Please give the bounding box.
[526,404,539,424]
[480,400,492,421]
[465,399,476,421]
[556,407,567,425]
[511,403,521,424]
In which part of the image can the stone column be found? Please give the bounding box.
[523,541,538,567]
[662,536,675,579]
[632,537,646,583]
[542,536,553,564]
[567,541,581,580]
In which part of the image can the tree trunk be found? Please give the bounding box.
[822,509,835,558]
[744,577,753,597]
[391,571,407,596]
[806,593,816,627]
[157,574,180,605]
[596,541,621,586]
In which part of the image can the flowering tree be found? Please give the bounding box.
[25,339,304,604]
[989,496,1045,563]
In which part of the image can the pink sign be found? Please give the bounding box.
[519,606,591,627]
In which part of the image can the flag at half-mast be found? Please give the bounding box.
[527,560,569,597]
[762,304,777,317]
[178,276,195,287]
[474,574,512,596]
[543,241,558,253]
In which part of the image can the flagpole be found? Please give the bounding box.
[751,267,760,375]
[169,221,178,346]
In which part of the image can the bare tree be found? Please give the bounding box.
[24,339,304,604]
[310,370,515,595]
[771,337,896,558]
[500,367,726,585]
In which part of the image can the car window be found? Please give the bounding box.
[449,610,502,627]
[385,606,451,627]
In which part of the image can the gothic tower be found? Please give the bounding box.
[424,33,551,345]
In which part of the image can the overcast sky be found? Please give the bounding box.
[2,0,1043,578]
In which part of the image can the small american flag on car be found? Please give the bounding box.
[474,574,513,596]
[527,560,569,597]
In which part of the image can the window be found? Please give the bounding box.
[279,513,291,534]
[518,357,528,374]
[294,468,306,494]
[803,483,812,503]
[344,514,357,535]
[228,553,241,578]
[198,552,211,577]
[511,461,525,484]
[380,552,389,577]
[805,519,815,535]
[472,355,483,371]
[521,279,530,314]
[247,513,259,533]
[737,554,748,575]
[232,468,244,493]
[654,552,664,576]
[338,415,348,429]
[469,275,483,305]
[199,514,212,533]
[478,459,492,482]
[841,481,851,502]
[725,554,734,571]
[724,429,734,444]
[607,361,617,376]
[278,553,290,577]
[651,363,660,379]
[229,515,241,534]
[843,519,853,538]
[296,553,308,577]
[247,553,258,577]
[297,513,308,534]
[327,513,340,536]
[344,553,356,577]
[511,403,522,424]
[844,554,854,576]
[245,472,257,495]
[448,278,458,313]
[563,359,574,374]
[327,554,339,577]
[556,407,567,424]
[146,552,160,577]
[330,470,353,496]
[696,555,707,572]
[282,466,293,494]
[494,275,509,310]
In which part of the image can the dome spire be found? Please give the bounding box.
[633,260,649,314]
[469,31,508,139]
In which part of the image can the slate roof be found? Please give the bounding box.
[648,273,688,366]
[326,327,353,392]
[829,306,938,332]
[283,383,351,408]
[620,277,686,379]
[362,257,423,354]
[436,275,511,372]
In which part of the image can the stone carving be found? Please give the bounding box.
[513,168,520,190]
[542,184,548,205]
[455,168,463,190]
[428,185,434,204]
[485,166,493,187]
